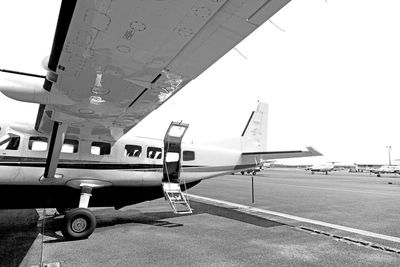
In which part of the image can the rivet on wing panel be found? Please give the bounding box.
[176,27,194,37]
[193,7,212,18]
[129,21,146,32]
[116,45,131,53]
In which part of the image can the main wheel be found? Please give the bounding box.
[61,208,96,240]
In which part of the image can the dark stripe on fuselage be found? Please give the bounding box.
[0,156,255,172]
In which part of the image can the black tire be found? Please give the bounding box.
[62,208,96,240]
[252,171,256,176]
[241,171,245,175]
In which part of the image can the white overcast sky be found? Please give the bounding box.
[1,1,399,165]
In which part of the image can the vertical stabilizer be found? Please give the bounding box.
[241,102,268,152]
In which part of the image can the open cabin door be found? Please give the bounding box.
[162,122,192,214]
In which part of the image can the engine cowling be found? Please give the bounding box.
[0,72,74,105]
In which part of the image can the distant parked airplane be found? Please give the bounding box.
[306,163,336,175]
[370,165,400,177]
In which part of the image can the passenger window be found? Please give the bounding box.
[147,147,162,159]
[183,151,195,161]
[28,137,48,151]
[125,145,142,157]
[91,141,111,155]
[0,134,20,150]
[62,139,79,154]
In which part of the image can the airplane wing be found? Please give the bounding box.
[241,147,323,161]
[35,0,292,142]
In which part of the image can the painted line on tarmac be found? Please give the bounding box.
[186,193,400,243]
[218,177,399,197]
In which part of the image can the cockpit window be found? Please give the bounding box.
[28,137,48,151]
[0,134,20,150]
[147,147,162,159]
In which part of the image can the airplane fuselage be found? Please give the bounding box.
[0,124,255,209]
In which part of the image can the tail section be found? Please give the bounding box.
[241,102,268,152]
[239,102,323,162]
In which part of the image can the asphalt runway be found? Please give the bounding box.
[2,169,400,266]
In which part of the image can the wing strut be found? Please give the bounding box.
[162,122,192,214]
[40,121,68,183]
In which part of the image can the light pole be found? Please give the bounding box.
[386,146,392,166]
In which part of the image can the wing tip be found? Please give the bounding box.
[306,146,323,156]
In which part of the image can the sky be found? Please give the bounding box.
[0,0,400,165]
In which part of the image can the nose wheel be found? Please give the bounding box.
[61,208,96,240]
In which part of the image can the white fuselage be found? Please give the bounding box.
[0,124,254,188]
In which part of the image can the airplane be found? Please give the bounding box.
[306,162,336,175]
[370,165,400,177]
[238,160,275,175]
[0,0,321,240]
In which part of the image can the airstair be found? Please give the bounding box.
[161,122,192,214]
[162,182,192,214]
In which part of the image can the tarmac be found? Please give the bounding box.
[2,168,400,266]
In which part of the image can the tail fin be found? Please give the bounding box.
[241,102,268,152]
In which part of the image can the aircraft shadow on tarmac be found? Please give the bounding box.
[0,209,40,267]
[42,200,284,243]
[0,200,285,264]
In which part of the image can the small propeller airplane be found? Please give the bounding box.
[0,0,321,240]
[305,162,337,175]
[370,165,400,177]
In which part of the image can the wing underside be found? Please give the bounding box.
[36,0,291,141]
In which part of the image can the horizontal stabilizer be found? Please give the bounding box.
[242,146,322,160]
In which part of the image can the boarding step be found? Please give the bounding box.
[162,182,192,214]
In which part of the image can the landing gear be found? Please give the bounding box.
[56,207,69,215]
[61,186,96,240]
[325,171,328,175]
[61,208,96,240]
